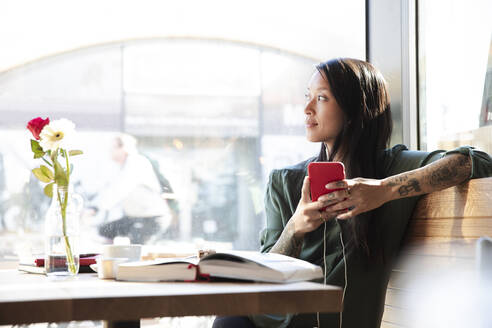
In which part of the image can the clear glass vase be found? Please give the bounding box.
[44,184,83,276]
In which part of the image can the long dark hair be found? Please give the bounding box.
[316,58,392,262]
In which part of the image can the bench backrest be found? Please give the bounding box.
[381,177,492,327]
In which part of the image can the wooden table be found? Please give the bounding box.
[0,269,342,327]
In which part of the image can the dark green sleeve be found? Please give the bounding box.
[417,145,492,180]
[260,170,288,253]
[437,146,492,179]
[386,144,492,178]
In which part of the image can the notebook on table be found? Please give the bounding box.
[18,254,99,274]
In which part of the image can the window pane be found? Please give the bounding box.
[0,46,123,130]
[418,0,492,152]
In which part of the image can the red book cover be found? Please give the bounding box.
[34,254,98,267]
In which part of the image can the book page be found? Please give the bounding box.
[123,256,199,267]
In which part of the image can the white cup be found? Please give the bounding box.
[97,244,142,279]
[97,257,128,279]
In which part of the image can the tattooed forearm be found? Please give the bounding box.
[383,153,472,200]
[397,178,421,196]
[269,220,303,258]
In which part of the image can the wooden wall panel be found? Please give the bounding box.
[383,177,492,327]
[381,305,407,327]
[380,320,404,328]
[411,178,492,219]
[400,237,476,257]
[392,253,475,272]
[384,288,407,309]
[405,218,492,239]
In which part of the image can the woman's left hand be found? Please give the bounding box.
[319,178,393,220]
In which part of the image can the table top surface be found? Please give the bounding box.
[0,269,343,324]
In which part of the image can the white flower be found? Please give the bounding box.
[39,119,76,152]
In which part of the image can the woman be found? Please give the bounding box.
[213,58,492,328]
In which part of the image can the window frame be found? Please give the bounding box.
[366,0,419,150]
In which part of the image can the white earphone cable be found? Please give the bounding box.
[316,220,347,328]
[316,221,328,328]
[338,222,347,328]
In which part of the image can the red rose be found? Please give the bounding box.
[27,117,50,140]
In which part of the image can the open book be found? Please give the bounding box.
[116,250,323,283]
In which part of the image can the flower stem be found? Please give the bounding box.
[64,149,70,185]
[41,157,53,167]
[56,150,77,274]
[63,234,77,274]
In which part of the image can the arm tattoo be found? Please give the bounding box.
[398,178,421,196]
[428,154,470,187]
[385,153,471,199]
[269,220,303,258]
[386,174,409,187]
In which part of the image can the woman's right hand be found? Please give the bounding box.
[291,176,347,237]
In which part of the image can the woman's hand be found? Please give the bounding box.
[319,178,393,220]
[291,177,348,237]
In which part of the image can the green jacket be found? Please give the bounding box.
[249,145,492,328]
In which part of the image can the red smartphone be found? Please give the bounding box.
[307,162,346,206]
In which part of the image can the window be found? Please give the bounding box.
[418,0,492,153]
[0,1,365,261]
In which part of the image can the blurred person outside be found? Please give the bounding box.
[144,155,180,239]
[91,133,173,244]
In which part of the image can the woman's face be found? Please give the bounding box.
[304,70,345,148]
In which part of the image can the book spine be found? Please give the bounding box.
[34,256,98,267]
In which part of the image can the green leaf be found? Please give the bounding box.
[30,139,45,158]
[32,168,51,183]
[30,139,43,152]
[54,159,68,187]
[44,182,54,198]
[68,150,83,156]
[40,165,54,180]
